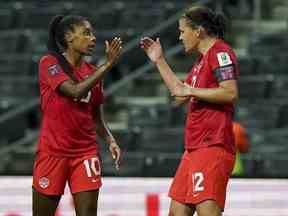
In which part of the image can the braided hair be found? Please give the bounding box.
[47,15,87,79]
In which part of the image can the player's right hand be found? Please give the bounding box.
[140,37,164,63]
[105,37,122,67]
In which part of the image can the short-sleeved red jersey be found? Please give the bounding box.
[37,54,104,157]
[184,40,238,154]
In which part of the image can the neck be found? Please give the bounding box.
[197,37,218,55]
[64,49,83,67]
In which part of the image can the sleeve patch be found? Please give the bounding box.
[216,52,232,66]
[48,64,62,76]
[214,65,236,82]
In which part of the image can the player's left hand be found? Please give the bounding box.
[108,140,121,171]
[172,82,193,97]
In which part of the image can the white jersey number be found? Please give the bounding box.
[83,157,101,177]
[192,172,204,192]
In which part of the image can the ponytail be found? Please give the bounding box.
[47,15,64,53]
[46,15,75,80]
[213,13,226,39]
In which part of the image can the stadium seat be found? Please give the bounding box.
[143,153,181,177]
[0,9,13,30]
[138,127,184,153]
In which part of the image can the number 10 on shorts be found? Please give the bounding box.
[83,157,101,177]
[192,172,204,192]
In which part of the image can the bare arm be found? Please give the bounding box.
[152,56,191,106]
[59,37,122,99]
[141,37,238,105]
[174,79,238,104]
[141,37,184,96]
[172,96,190,106]
[93,105,121,170]
[154,57,185,95]
[93,105,115,144]
[59,63,111,99]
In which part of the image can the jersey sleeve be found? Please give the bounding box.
[39,55,70,91]
[209,50,238,83]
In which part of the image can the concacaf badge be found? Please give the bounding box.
[217,52,232,66]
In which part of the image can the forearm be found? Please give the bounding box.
[73,63,111,99]
[95,121,115,144]
[155,57,183,95]
[59,62,112,99]
[172,96,190,106]
[189,87,237,104]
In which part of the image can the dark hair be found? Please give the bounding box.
[182,6,226,39]
[47,15,87,79]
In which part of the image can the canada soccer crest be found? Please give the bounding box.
[39,177,50,189]
[48,64,61,76]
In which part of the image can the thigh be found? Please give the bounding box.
[69,154,102,194]
[32,187,61,216]
[196,200,222,216]
[73,190,99,216]
[169,199,195,216]
[33,152,69,195]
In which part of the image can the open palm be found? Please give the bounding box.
[140,37,163,63]
[105,37,122,66]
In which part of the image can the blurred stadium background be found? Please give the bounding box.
[0,0,288,215]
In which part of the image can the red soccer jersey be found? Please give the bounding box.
[184,40,238,154]
[37,54,104,157]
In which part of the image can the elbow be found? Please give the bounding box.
[172,99,182,107]
[58,80,87,99]
[230,92,238,103]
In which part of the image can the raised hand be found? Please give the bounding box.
[105,37,122,67]
[140,37,163,63]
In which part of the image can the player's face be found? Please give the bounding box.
[68,21,96,56]
[178,18,200,54]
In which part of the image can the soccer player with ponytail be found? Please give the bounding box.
[32,15,122,216]
[141,5,238,216]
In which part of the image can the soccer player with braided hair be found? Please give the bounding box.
[32,15,122,216]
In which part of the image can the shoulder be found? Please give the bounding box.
[213,40,233,51]
[39,54,59,65]
[209,40,237,67]
[212,40,236,57]
[39,54,63,77]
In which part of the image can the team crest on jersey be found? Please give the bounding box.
[39,177,50,189]
[217,52,232,66]
[48,64,61,76]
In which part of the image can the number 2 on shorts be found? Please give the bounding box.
[192,172,204,192]
[83,157,101,177]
